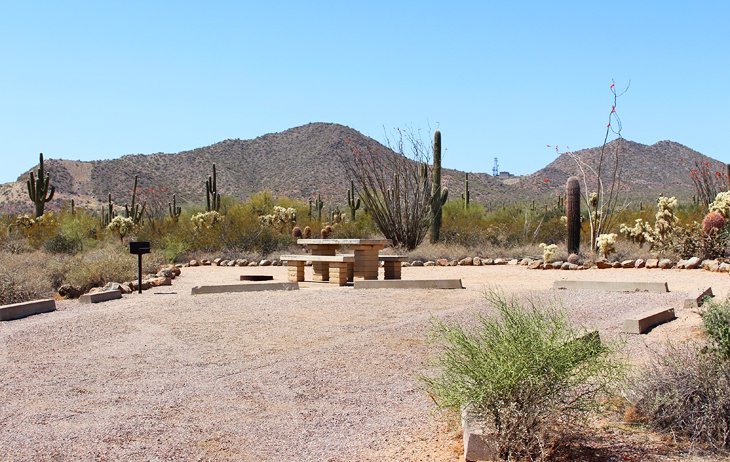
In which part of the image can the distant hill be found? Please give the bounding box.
[0,123,724,216]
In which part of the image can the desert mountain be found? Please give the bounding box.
[0,123,724,216]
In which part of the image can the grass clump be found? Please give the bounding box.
[63,245,166,291]
[0,252,54,304]
[424,290,624,460]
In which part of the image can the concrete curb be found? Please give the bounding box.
[79,290,122,304]
[0,298,56,321]
[191,282,299,294]
[683,287,713,309]
[353,279,463,290]
[623,308,676,334]
[553,280,669,293]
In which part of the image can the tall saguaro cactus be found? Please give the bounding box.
[315,194,324,222]
[27,152,55,217]
[566,176,581,254]
[430,129,448,243]
[346,180,361,221]
[462,173,470,209]
[169,194,181,221]
[102,193,116,226]
[206,163,221,212]
[124,175,146,225]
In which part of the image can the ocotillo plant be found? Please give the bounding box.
[346,180,361,221]
[27,152,55,217]
[461,173,470,209]
[315,194,324,222]
[206,163,221,212]
[124,175,146,225]
[430,129,448,243]
[168,194,181,222]
[566,176,581,254]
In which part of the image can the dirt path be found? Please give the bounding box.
[0,265,727,461]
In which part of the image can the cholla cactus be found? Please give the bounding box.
[596,233,617,259]
[619,219,654,248]
[709,191,730,218]
[14,214,36,229]
[259,206,297,233]
[539,243,558,263]
[191,211,223,230]
[654,196,679,245]
[107,215,135,242]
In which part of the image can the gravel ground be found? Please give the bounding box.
[1,265,728,461]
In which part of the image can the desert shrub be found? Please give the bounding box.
[0,252,54,304]
[703,298,730,361]
[43,233,83,254]
[63,245,166,290]
[673,221,728,259]
[328,213,377,239]
[424,290,624,460]
[631,343,730,450]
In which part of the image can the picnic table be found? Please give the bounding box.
[297,238,392,281]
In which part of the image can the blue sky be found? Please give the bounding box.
[1,1,728,184]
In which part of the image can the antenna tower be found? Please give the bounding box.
[492,157,499,176]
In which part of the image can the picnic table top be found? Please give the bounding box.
[297,239,392,246]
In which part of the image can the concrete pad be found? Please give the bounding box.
[79,289,122,304]
[553,280,669,293]
[623,307,676,334]
[0,298,56,321]
[684,287,714,309]
[353,279,463,290]
[191,282,299,295]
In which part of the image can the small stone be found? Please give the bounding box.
[519,258,533,266]
[401,262,411,267]
[248,261,258,267]
[621,260,635,268]
[213,258,223,266]
[424,261,436,266]
[561,262,571,270]
[528,261,543,270]
[202,259,211,266]
[175,263,184,268]
[645,258,659,269]
[685,257,701,269]
[259,259,272,267]
[568,263,580,270]
[157,268,174,278]
[567,253,581,264]
[146,277,171,287]
[658,259,673,269]
[473,257,482,266]
[702,259,720,272]
[411,260,424,267]
[493,258,507,265]
[58,284,82,298]
[508,259,519,265]
[119,283,132,294]
[482,258,494,265]
[612,262,622,268]
[189,259,199,267]
[596,260,612,269]
[449,260,458,266]
[271,259,280,266]
[720,262,730,273]
[436,258,449,266]
[458,257,473,266]
[226,260,236,267]
[220,260,230,266]
[635,259,646,268]
[551,261,562,269]
[676,259,687,269]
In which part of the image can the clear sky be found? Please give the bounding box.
[1,1,728,184]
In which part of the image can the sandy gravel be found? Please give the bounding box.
[0,265,728,461]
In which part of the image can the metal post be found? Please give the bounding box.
[138,253,143,294]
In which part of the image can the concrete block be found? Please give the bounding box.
[0,298,56,321]
[623,308,676,334]
[462,406,499,462]
[684,287,713,309]
[553,280,669,293]
[354,279,463,290]
[79,289,122,304]
[191,282,299,294]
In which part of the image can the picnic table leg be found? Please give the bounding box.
[311,247,335,282]
[329,262,349,286]
[383,261,402,280]
[287,261,305,282]
[353,248,379,280]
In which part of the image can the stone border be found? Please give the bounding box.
[623,308,676,334]
[191,282,299,295]
[353,279,463,290]
[0,298,56,321]
[553,280,669,293]
[79,290,122,304]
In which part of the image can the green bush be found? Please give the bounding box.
[424,290,624,460]
[703,298,730,361]
[63,245,166,290]
[43,233,83,254]
[0,252,54,304]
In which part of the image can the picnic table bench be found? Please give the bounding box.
[280,254,354,286]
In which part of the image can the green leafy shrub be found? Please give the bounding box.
[43,233,83,254]
[703,298,730,361]
[424,290,624,460]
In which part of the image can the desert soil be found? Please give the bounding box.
[1,265,729,461]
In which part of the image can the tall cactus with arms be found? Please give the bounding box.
[430,129,448,243]
[462,173,470,209]
[566,176,581,254]
[206,163,221,212]
[346,180,361,221]
[27,152,55,217]
[124,175,146,225]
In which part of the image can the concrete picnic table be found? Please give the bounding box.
[297,238,392,281]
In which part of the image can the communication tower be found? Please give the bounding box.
[492,157,499,176]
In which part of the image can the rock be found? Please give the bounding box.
[129,280,151,291]
[202,259,211,266]
[424,261,436,266]
[567,253,581,264]
[411,260,424,267]
[436,258,449,266]
[519,258,533,266]
[658,259,673,269]
[248,261,258,267]
[720,262,730,273]
[271,259,280,266]
[551,261,562,269]
[676,259,687,269]
[645,258,659,269]
[157,268,174,278]
[226,260,236,267]
[449,260,458,266]
[237,259,248,266]
[305,261,312,266]
[220,260,230,266]
[175,263,184,268]
[702,259,720,272]
[401,262,411,267]
[482,258,494,265]
[561,262,571,270]
[685,257,701,269]
[493,258,507,265]
[596,260,613,269]
[213,258,223,266]
[508,259,519,265]
[568,263,580,270]
[458,257,473,266]
[259,259,272,267]
[58,284,82,298]
[189,259,199,267]
[146,277,171,287]
[88,287,103,294]
[473,257,482,266]
[118,283,132,294]
[621,260,635,268]
[528,261,544,270]
[635,259,646,268]
[169,266,181,276]
[612,262,622,268]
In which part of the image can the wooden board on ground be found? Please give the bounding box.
[0,299,56,321]
[353,279,463,290]
[553,280,669,293]
[79,290,122,304]
[191,282,299,295]
[623,307,676,334]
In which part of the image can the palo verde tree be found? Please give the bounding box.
[340,128,434,250]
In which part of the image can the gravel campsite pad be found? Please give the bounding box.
[1,265,729,461]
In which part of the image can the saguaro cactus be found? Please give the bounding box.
[206,163,221,212]
[462,173,470,210]
[169,194,181,221]
[430,129,448,243]
[566,176,581,254]
[315,194,324,222]
[102,193,116,226]
[124,175,146,225]
[346,180,361,221]
[27,152,55,217]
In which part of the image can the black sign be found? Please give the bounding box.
[129,241,151,255]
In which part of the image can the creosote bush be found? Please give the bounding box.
[424,290,624,460]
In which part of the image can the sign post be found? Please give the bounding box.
[129,242,151,294]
